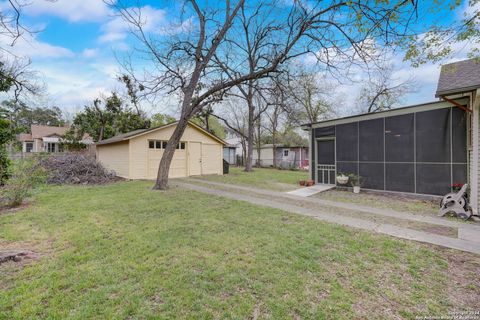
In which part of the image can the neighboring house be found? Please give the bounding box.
[254,144,309,169]
[17,125,93,153]
[224,131,244,158]
[223,144,237,165]
[96,121,226,179]
[301,58,480,213]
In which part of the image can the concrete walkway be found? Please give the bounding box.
[190,179,480,231]
[178,179,480,255]
[286,184,334,197]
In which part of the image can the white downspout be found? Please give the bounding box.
[471,89,480,215]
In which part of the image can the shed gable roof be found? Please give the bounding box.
[96,121,227,146]
[436,58,480,96]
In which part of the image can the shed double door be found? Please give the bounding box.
[188,142,222,176]
[316,139,336,185]
[189,142,202,176]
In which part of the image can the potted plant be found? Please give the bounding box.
[336,172,349,185]
[348,173,362,193]
[451,183,464,193]
[306,179,315,187]
[299,180,306,186]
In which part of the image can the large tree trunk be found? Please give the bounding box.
[153,117,189,190]
[98,124,105,141]
[272,131,277,168]
[244,99,254,172]
[255,117,261,167]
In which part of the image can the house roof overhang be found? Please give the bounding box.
[96,121,227,146]
[301,98,469,130]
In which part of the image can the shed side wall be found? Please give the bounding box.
[96,141,130,178]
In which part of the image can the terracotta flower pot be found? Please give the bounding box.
[306,179,314,187]
[299,180,306,186]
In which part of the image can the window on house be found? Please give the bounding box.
[155,140,161,149]
[25,142,33,153]
[149,141,155,149]
[162,141,167,149]
[283,149,289,157]
[45,142,56,153]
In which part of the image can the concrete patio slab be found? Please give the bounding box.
[286,184,334,197]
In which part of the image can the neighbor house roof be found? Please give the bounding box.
[436,58,480,97]
[96,121,227,146]
[17,133,32,142]
[261,144,308,149]
[31,125,69,139]
[17,125,93,143]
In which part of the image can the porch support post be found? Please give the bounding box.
[309,129,314,180]
[471,89,480,215]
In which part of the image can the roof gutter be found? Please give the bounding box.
[440,95,472,113]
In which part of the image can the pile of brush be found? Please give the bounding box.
[39,153,119,185]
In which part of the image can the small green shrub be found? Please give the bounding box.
[0,147,11,185]
[1,157,47,207]
[346,173,363,187]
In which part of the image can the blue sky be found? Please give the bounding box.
[0,0,474,117]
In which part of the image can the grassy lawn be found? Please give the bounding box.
[199,168,439,215]
[197,166,308,191]
[1,181,479,319]
[316,189,439,215]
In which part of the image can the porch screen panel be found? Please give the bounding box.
[452,164,467,185]
[315,126,335,138]
[359,118,384,161]
[337,162,358,176]
[385,114,414,162]
[416,108,451,163]
[416,163,451,195]
[452,107,467,163]
[317,140,335,165]
[336,122,358,161]
[385,163,415,193]
[359,163,384,190]
[327,106,467,195]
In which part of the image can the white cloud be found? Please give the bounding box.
[36,61,119,110]
[0,33,74,58]
[99,5,192,43]
[99,5,167,43]
[82,48,99,58]
[23,0,113,22]
[98,31,126,43]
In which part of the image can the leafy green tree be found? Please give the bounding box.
[118,74,145,115]
[71,92,150,142]
[192,107,227,139]
[0,111,13,184]
[150,113,176,128]
[192,116,226,139]
[404,0,480,66]
[1,100,65,134]
[278,128,308,147]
